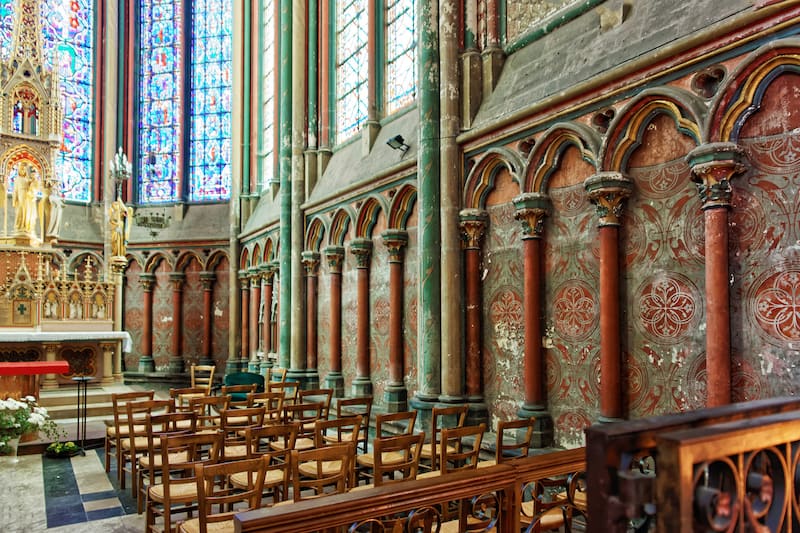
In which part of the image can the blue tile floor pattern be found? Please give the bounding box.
[0,448,144,533]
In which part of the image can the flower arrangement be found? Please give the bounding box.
[0,396,65,455]
[45,440,80,457]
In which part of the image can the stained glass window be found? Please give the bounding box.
[259,0,275,192]
[138,0,183,203]
[1,0,95,203]
[385,0,415,114]
[188,0,232,202]
[335,0,368,141]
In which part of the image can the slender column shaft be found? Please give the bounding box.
[459,211,487,400]
[585,172,632,421]
[278,0,293,370]
[302,252,320,372]
[249,272,261,364]
[351,239,373,396]
[261,266,276,355]
[240,272,250,366]
[200,272,216,366]
[523,238,543,406]
[169,273,185,373]
[324,247,345,397]
[687,142,747,408]
[138,273,156,372]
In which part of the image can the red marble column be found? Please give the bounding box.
[687,143,748,408]
[261,265,276,358]
[324,247,345,397]
[239,271,250,372]
[350,238,373,397]
[459,210,488,402]
[585,172,633,422]
[513,193,550,421]
[249,270,261,369]
[382,230,409,412]
[302,251,321,387]
[138,273,156,372]
[199,272,216,366]
[168,272,185,374]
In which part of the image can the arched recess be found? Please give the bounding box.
[262,237,275,263]
[306,216,327,252]
[328,207,355,246]
[709,38,800,143]
[68,251,105,279]
[525,122,600,193]
[355,196,387,238]
[176,251,204,273]
[0,144,51,181]
[144,252,173,275]
[464,148,524,209]
[207,250,230,272]
[602,88,705,171]
[387,183,417,230]
[250,244,262,269]
[238,247,250,271]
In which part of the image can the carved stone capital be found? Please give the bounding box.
[686,142,748,209]
[259,263,277,284]
[247,268,261,288]
[350,238,373,269]
[584,171,634,227]
[168,272,185,291]
[513,193,550,239]
[381,230,408,263]
[301,251,321,276]
[139,272,156,291]
[324,246,345,274]
[459,209,488,249]
[199,271,216,290]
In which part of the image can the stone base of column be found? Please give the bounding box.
[138,356,156,373]
[259,359,273,380]
[518,404,554,448]
[168,357,185,374]
[198,356,215,366]
[409,394,439,434]
[286,369,309,389]
[466,400,489,428]
[223,359,243,375]
[41,375,59,390]
[384,383,408,413]
[247,360,261,373]
[304,369,320,390]
[351,376,372,397]
[324,372,345,398]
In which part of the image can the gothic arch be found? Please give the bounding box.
[709,38,800,142]
[175,251,204,272]
[387,183,417,230]
[464,147,524,209]
[144,252,173,274]
[206,250,229,271]
[602,87,705,171]
[262,237,275,263]
[328,207,355,246]
[305,216,327,252]
[354,196,387,238]
[525,122,601,193]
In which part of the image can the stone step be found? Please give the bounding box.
[39,388,113,407]
[44,401,113,420]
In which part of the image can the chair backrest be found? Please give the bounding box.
[244,422,298,459]
[193,456,270,533]
[157,431,223,500]
[168,387,208,410]
[335,396,373,454]
[298,388,334,419]
[141,411,197,487]
[190,364,216,394]
[221,383,258,407]
[267,366,287,383]
[247,391,284,422]
[111,390,156,428]
[376,410,417,437]
[220,406,266,437]
[496,417,535,463]
[282,401,323,439]
[313,415,362,448]
[290,442,354,501]
[223,371,265,392]
[268,381,299,405]
[373,432,425,487]
[189,395,229,432]
[439,423,486,474]
[428,405,469,470]
[126,399,174,451]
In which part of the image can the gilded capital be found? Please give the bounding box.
[513,193,550,238]
[139,272,156,291]
[350,238,373,269]
[324,246,345,274]
[584,171,633,227]
[381,230,408,263]
[686,142,748,209]
[199,271,216,290]
[459,209,488,249]
[301,251,321,276]
[260,263,277,284]
[168,272,185,290]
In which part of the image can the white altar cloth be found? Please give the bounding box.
[0,331,133,352]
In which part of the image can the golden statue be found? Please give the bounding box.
[12,163,40,234]
[109,197,133,257]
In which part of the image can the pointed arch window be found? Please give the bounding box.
[137,0,232,204]
[385,0,415,114]
[1,0,95,203]
[258,0,276,192]
[335,0,368,142]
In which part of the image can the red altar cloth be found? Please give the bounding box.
[0,361,70,376]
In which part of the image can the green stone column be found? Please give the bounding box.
[278,0,293,372]
[410,0,442,418]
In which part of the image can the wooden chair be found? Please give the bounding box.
[106,390,155,474]
[178,456,270,533]
[137,411,197,513]
[122,398,173,495]
[276,401,323,451]
[291,442,354,501]
[146,431,223,533]
[266,366,287,383]
[169,387,208,411]
[222,371,264,405]
[188,395,229,434]
[520,476,571,533]
[419,404,468,472]
[356,410,417,483]
[332,396,373,454]
[312,415,362,489]
[247,390,284,423]
[268,380,299,406]
[234,423,298,503]
[219,406,266,461]
[298,388,334,419]
[189,364,215,396]
[370,432,424,487]
[479,417,535,468]
[221,383,258,408]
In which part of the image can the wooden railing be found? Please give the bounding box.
[584,396,800,532]
[235,447,586,533]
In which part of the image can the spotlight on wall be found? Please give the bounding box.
[386,134,410,153]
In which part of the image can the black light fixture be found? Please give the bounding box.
[386,134,410,153]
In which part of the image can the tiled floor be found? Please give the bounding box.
[0,449,145,533]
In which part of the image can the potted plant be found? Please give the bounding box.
[45,440,81,458]
[0,396,64,460]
